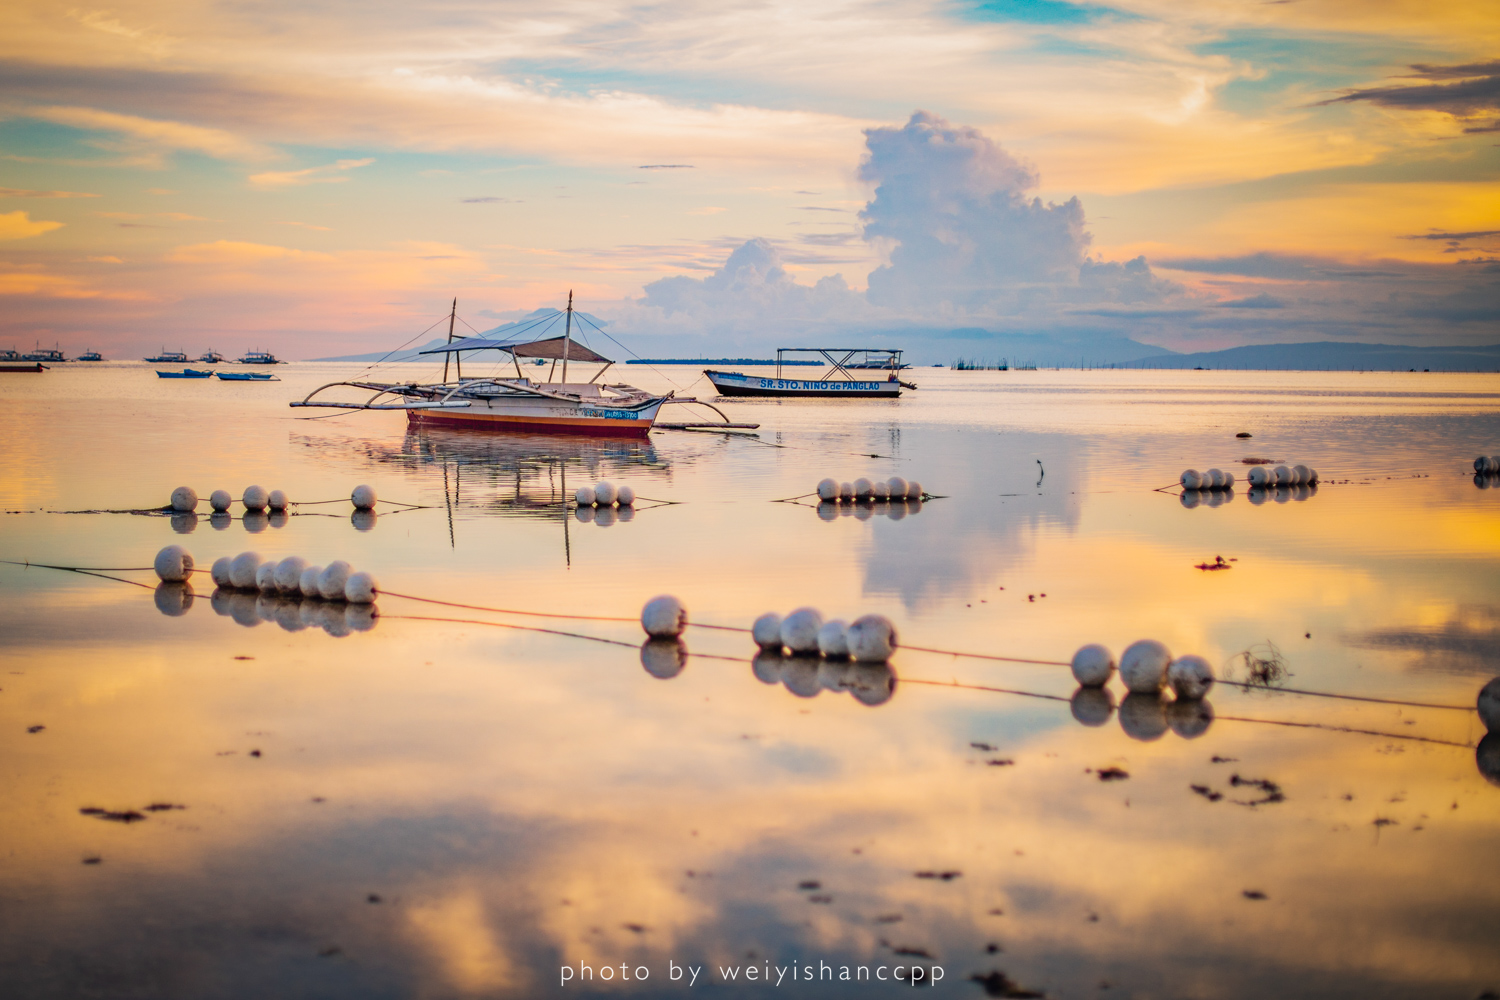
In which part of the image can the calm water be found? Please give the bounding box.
[1,363,1498,999]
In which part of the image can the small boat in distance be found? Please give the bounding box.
[0,350,21,362]
[292,294,735,436]
[236,349,285,364]
[217,371,279,381]
[198,349,225,364]
[1,363,48,373]
[705,348,916,398]
[78,350,104,362]
[144,349,189,363]
[157,369,214,379]
[23,345,68,363]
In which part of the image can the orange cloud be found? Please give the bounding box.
[248,158,375,189]
[0,210,64,241]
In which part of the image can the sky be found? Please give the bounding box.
[0,0,1497,361]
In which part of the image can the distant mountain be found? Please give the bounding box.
[885,327,1176,367]
[309,309,609,362]
[1120,341,1500,372]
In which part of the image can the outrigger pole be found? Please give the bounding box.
[562,289,573,383]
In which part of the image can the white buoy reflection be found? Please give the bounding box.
[1119,692,1169,741]
[242,511,269,533]
[752,650,785,684]
[1070,686,1116,726]
[268,510,289,529]
[640,638,687,679]
[350,509,377,532]
[1167,698,1215,738]
[209,512,233,530]
[1477,734,1500,786]
[153,581,194,616]
[169,512,197,534]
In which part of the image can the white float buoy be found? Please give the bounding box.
[1290,465,1309,486]
[153,545,194,582]
[351,484,377,510]
[210,556,232,587]
[617,485,636,506]
[887,477,908,498]
[780,607,824,654]
[228,551,262,589]
[1206,468,1224,490]
[1119,639,1172,694]
[1221,470,1235,489]
[1070,644,1115,687]
[242,485,269,511]
[817,478,838,501]
[594,481,617,506]
[273,556,307,593]
[846,613,897,663]
[318,561,352,601]
[574,485,596,507]
[1478,676,1500,733]
[1167,654,1215,700]
[1306,467,1319,484]
[1273,465,1291,486]
[907,481,923,499]
[169,486,198,512]
[872,481,889,501]
[1477,456,1490,474]
[752,612,785,650]
[838,482,854,502]
[1181,470,1202,491]
[817,619,849,659]
[641,595,687,638]
[299,564,324,599]
[1247,466,1269,487]
[344,570,378,604]
[210,489,232,512]
[255,561,278,593]
[854,478,873,500]
[267,489,288,511]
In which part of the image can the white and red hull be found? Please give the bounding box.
[406,394,666,436]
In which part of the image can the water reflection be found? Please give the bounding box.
[1247,484,1317,505]
[207,587,378,636]
[639,638,687,678]
[169,512,197,534]
[1070,686,1116,726]
[816,498,923,521]
[1478,734,1500,786]
[268,510,289,530]
[1118,692,1169,741]
[209,511,232,530]
[351,509,378,532]
[745,650,897,705]
[153,581,194,616]
[1166,698,1214,738]
[242,511,269,533]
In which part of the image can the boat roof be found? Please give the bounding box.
[420,334,611,364]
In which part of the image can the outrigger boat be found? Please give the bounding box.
[144,349,189,363]
[22,344,68,363]
[292,294,744,437]
[705,348,917,397]
[216,370,279,381]
[198,349,225,364]
[157,368,214,379]
[78,350,104,362]
[237,349,284,364]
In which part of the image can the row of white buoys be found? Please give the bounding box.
[204,550,380,605]
[574,481,636,507]
[171,484,378,512]
[754,607,898,663]
[1071,640,1216,699]
[815,477,924,503]
[1179,469,1235,491]
[1246,464,1319,487]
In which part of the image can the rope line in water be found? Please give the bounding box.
[1,560,1482,716]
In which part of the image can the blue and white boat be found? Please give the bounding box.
[157,369,214,379]
[217,370,279,381]
[705,348,914,397]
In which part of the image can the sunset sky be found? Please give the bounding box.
[1,0,1496,359]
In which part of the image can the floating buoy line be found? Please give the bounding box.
[1,553,1490,749]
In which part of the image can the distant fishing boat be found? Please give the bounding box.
[293,293,734,436]
[198,349,225,364]
[144,349,189,363]
[0,350,19,362]
[157,369,214,379]
[217,370,279,381]
[705,348,916,397]
[22,344,68,363]
[77,350,104,362]
[236,349,284,364]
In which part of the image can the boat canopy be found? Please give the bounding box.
[419,334,611,364]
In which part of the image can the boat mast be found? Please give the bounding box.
[442,297,457,382]
[562,290,573,383]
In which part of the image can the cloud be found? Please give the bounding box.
[0,210,64,241]
[461,196,513,203]
[166,240,334,263]
[1319,59,1500,131]
[23,105,271,164]
[0,187,99,198]
[1219,293,1285,309]
[248,158,375,189]
[66,8,178,59]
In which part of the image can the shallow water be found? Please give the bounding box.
[1,363,1498,999]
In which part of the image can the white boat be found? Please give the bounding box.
[706,348,915,397]
[292,294,730,436]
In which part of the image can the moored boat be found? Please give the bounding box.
[216,371,279,381]
[292,294,725,436]
[198,349,225,364]
[1,363,48,373]
[78,350,104,362]
[236,349,284,364]
[157,369,214,378]
[22,345,68,363]
[705,348,916,397]
[144,349,189,363]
